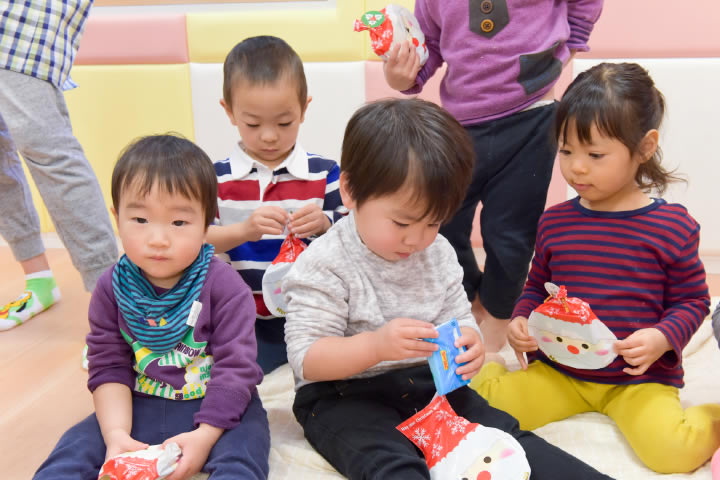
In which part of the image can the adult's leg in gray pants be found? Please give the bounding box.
[0,69,117,291]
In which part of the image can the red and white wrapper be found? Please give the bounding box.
[262,234,307,317]
[397,395,530,479]
[98,443,181,480]
[527,282,618,370]
[354,4,428,65]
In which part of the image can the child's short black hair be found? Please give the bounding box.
[341,98,474,222]
[111,134,217,228]
[222,35,307,109]
[555,62,681,194]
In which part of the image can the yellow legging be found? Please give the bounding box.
[470,361,720,473]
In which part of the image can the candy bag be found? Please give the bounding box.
[262,234,307,317]
[527,282,617,370]
[397,395,530,479]
[424,318,469,396]
[98,443,181,480]
[353,4,428,66]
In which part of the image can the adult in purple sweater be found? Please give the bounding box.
[33,135,269,480]
[384,0,604,352]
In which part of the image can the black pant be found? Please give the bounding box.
[440,103,557,318]
[293,365,613,480]
[255,316,288,374]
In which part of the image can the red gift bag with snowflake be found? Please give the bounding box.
[397,395,530,479]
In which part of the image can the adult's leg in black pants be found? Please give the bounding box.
[439,124,491,302]
[448,387,614,479]
[477,104,557,319]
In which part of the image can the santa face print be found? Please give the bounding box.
[533,328,616,370]
[460,437,530,480]
[395,5,428,60]
[398,396,531,480]
[527,283,618,370]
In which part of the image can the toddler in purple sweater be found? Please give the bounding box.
[34,135,269,480]
[384,0,604,352]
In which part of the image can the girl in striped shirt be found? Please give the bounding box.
[472,62,719,474]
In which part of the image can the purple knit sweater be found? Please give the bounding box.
[86,257,262,429]
[406,0,603,125]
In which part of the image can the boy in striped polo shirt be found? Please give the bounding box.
[208,36,345,374]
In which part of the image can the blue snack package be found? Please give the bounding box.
[424,318,469,395]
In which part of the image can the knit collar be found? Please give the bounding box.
[112,244,214,354]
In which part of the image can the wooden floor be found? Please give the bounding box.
[1,245,719,480]
[0,246,95,480]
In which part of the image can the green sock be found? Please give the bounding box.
[0,272,61,331]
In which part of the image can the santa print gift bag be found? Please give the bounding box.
[527,283,618,370]
[262,234,307,317]
[397,396,530,479]
[353,4,429,66]
[98,443,181,480]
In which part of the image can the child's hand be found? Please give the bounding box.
[289,204,331,238]
[104,428,149,460]
[614,328,671,376]
[163,424,223,480]
[243,206,289,242]
[454,326,486,380]
[383,40,421,91]
[373,317,439,362]
[507,316,538,370]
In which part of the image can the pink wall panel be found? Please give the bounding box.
[75,14,188,65]
[582,0,720,59]
[364,61,445,104]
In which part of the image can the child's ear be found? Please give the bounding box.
[219,98,237,127]
[299,95,312,123]
[110,206,119,224]
[338,172,356,210]
[638,129,659,163]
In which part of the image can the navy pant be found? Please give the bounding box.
[34,392,270,480]
[256,316,288,374]
[294,365,613,480]
[440,103,557,318]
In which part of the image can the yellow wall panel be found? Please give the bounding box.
[365,0,415,10]
[45,64,196,233]
[187,3,365,63]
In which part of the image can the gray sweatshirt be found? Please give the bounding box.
[283,211,478,389]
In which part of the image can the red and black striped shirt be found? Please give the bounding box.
[514,198,710,388]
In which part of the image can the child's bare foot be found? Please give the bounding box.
[471,297,509,353]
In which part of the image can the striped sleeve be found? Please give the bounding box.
[513,199,709,388]
[322,162,347,224]
[513,212,554,318]
[653,217,710,368]
[213,159,232,222]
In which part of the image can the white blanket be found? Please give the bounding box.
[194,298,719,479]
